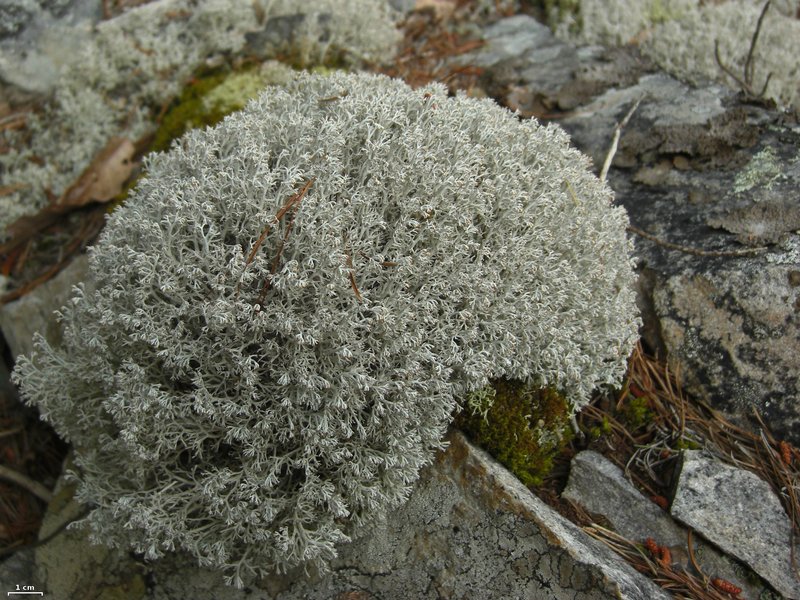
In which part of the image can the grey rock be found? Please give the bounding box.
[0,0,102,92]
[388,0,415,13]
[470,15,559,67]
[0,1,36,38]
[562,450,768,600]
[34,455,144,600]
[563,451,683,545]
[460,15,604,108]
[609,121,800,443]
[458,15,648,116]
[0,254,90,360]
[466,15,800,445]
[0,0,76,39]
[570,72,800,448]
[36,432,668,600]
[0,548,37,592]
[211,431,671,599]
[671,450,799,599]
[561,73,738,170]
[651,260,800,432]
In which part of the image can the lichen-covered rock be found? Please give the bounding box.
[551,0,800,111]
[13,71,640,586]
[35,433,669,599]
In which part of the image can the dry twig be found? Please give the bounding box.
[714,0,773,99]
[627,224,768,257]
[599,98,641,183]
[0,465,53,504]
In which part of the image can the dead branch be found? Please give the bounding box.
[714,1,773,99]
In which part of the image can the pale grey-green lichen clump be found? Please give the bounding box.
[13,71,640,586]
[552,0,800,111]
[0,0,401,235]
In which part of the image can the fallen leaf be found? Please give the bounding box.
[57,137,135,207]
[414,0,456,20]
[3,137,135,247]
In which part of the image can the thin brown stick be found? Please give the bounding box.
[0,209,104,305]
[600,98,641,183]
[687,529,708,582]
[713,1,773,98]
[745,0,771,86]
[0,465,53,504]
[343,233,363,303]
[627,225,768,257]
[0,113,28,132]
[0,506,91,557]
[244,178,314,268]
[238,178,314,300]
[257,191,304,306]
[0,427,23,439]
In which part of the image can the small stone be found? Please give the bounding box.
[0,255,90,359]
[562,451,763,599]
[672,155,691,170]
[670,451,800,599]
[563,451,685,547]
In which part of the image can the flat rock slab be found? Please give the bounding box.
[671,450,799,599]
[562,450,768,600]
[33,432,668,599]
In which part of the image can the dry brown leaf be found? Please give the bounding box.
[414,0,456,20]
[3,137,135,246]
[57,137,135,208]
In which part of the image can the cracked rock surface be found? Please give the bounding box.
[25,432,670,599]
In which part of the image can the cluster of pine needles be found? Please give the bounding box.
[568,343,799,600]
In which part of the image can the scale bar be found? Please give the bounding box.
[7,593,44,596]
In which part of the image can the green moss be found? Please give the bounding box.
[456,379,573,487]
[675,438,702,451]
[201,71,273,115]
[647,0,685,25]
[537,0,581,31]
[149,62,294,154]
[588,415,613,440]
[96,575,146,600]
[150,69,234,153]
[618,395,654,431]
